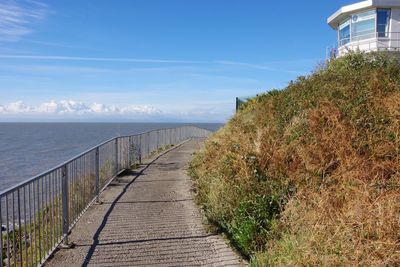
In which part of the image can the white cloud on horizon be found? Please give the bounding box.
[0,100,162,116]
[0,100,231,122]
[0,0,48,41]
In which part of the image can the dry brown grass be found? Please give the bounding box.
[189,52,400,266]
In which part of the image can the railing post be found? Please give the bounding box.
[147,132,150,157]
[156,130,159,152]
[95,147,100,203]
[115,138,119,175]
[61,164,69,245]
[128,136,132,168]
[139,134,142,164]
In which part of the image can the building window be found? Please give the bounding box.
[377,9,391,37]
[339,19,351,46]
[337,8,392,47]
[351,10,376,41]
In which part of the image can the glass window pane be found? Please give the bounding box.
[351,10,376,41]
[377,9,391,37]
[339,18,351,46]
[353,9,375,21]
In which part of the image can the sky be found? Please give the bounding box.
[0,0,359,122]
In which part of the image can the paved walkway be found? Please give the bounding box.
[45,139,244,267]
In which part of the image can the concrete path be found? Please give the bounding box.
[45,139,244,267]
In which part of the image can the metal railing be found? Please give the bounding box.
[0,126,212,267]
[327,32,400,59]
[236,95,259,111]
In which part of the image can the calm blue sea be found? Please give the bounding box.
[0,123,222,192]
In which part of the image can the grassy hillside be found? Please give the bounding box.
[189,53,400,266]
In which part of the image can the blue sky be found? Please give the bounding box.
[0,0,357,122]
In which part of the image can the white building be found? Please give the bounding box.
[328,0,400,57]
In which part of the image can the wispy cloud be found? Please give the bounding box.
[213,60,302,74]
[0,64,111,74]
[0,54,316,73]
[0,0,48,41]
[0,55,205,64]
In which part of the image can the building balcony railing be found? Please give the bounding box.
[327,32,400,59]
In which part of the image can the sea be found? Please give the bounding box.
[0,122,222,192]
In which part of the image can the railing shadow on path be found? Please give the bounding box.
[80,141,209,266]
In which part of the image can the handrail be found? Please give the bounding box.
[0,126,210,197]
[0,125,212,267]
[236,95,259,111]
[338,31,400,46]
[327,31,400,59]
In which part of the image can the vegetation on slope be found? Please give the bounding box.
[189,53,400,266]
